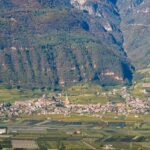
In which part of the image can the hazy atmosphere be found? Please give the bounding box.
[0,0,150,149]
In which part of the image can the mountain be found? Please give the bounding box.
[0,0,133,89]
[117,0,150,69]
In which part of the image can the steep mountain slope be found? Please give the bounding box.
[117,0,150,68]
[0,0,133,89]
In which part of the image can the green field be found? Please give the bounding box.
[0,84,47,103]
[130,65,150,98]
[0,113,150,150]
[0,83,125,104]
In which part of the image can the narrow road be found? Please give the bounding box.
[82,141,96,150]
[129,24,150,28]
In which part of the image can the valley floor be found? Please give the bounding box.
[0,66,149,149]
[0,113,150,150]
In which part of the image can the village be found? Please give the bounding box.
[0,86,149,150]
[0,87,149,120]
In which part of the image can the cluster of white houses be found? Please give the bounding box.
[0,89,149,120]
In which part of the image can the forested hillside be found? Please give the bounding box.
[0,0,133,89]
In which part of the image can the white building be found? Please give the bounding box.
[0,127,7,134]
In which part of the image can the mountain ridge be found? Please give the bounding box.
[117,0,150,68]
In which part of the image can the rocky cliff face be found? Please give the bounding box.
[0,0,133,89]
[117,0,150,68]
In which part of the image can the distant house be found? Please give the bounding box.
[142,83,150,94]
[74,130,81,134]
[145,89,150,94]
[142,83,150,88]
[0,126,7,134]
[104,144,114,150]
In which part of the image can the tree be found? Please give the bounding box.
[57,141,66,150]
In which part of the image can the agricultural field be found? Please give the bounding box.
[0,82,125,104]
[0,113,150,150]
[130,65,150,98]
[61,83,124,104]
[0,69,149,150]
[0,84,47,103]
